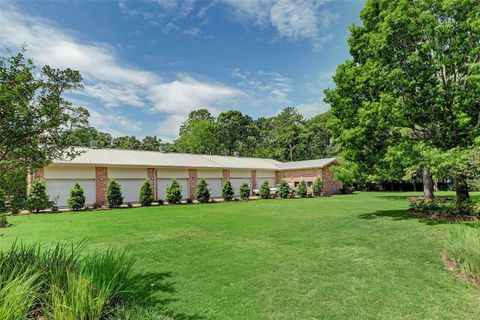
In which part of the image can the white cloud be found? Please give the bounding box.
[0,4,243,139]
[183,27,201,36]
[296,100,330,118]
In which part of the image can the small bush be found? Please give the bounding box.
[296,180,308,198]
[222,180,235,201]
[277,179,291,199]
[27,179,51,213]
[312,177,323,196]
[239,183,250,200]
[440,199,477,216]
[409,199,441,214]
[259,180,270,199]
[166,179,182,204]
[196,179,210,203]
[106,179,123,208]
[138,179,154,206]
[68,182,86,211]
[445,224,480,279]
[0,214,8,227]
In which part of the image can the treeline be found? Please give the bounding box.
[67,107,337,162]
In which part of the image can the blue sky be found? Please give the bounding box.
[0,0,363,140]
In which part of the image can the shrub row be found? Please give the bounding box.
[410,199,480,216]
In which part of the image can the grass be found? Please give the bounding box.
[445,223,480,279]
[2,192,480,319]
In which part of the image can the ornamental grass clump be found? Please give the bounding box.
[68,182,86,210]
[445,224,480,280]
[0,240,140,319]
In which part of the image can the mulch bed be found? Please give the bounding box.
[409,209,479,221]
[441,252,480,287]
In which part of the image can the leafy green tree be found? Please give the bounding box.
[166,179,182,204]
[217,110,257,156]
[0,49,88,179]
[195,179,210,203]
[106,179,123,208]
[112,136,141,150]
[222,180,235,201]
[27,179,51,213]
[277,179,291,199]
[296,180,308,198]
[312,177,323,196]
[259,180,271,199]
[239,183,251,200]
[65,127,112,148]
[0,188,6,213]
[299,112,337,160]
[138,179,153,206]
[174,111,221,154]
[68,182,86,210]
[271,107,304,161]
[141,136,162,151]
[325,0,479,200]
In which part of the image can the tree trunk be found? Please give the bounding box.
[422,167,434,200]
[455,175,470,202]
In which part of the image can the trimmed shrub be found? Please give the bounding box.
[312,177,323,196]
[106,179,123,208]
[277,179,291,199]
[296,180,308,198]
[166,179,182,204]
[195,179,210,203]
[27,179,51,213]
[68,182,86,211]
[138,179,153,206]
[239,183,250,200]
[259,180,270,199]
[222,180,235,201]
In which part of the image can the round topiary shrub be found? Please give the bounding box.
[296,180,308,198]
[27,179,51,213]
[138,179,154,206]
[106,179,123,208]
[222,180,234,201]
[277,179,291,199]
[312,177,323,197]
[195,178,210,203]
[259,180,271,199]
[239,183,250,200]
[68,182,86,211]
[166,179,183,204]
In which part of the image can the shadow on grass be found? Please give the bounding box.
[128,271,208,320]
[358,209,462,226]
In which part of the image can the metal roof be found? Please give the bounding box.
[275,158,338,170]
[52,148,336,170]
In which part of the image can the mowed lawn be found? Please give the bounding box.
[2,192,480,319]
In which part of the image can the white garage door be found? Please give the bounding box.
[116,179,145,203]
[45,179,95,208]
[230,178,251,195]
[256,178,275,188]
[204,178,223,198]
[157,178,189,201]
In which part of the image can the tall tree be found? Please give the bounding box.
[140,136,162,151]
[65,126,112,147]
[217,110,257,156]
[174,113,221,154]
[112,136,141,149]
[271,107,305,161]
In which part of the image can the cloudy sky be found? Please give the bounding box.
[0,0,363,140]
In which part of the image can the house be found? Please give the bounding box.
[30,148,342,207]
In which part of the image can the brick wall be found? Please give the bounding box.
[189,169,197,200]
[251,170,256,189]
[321,164,343,195]
[275,171,282,184]
[95,167,108,206]
[281,168,320,184]
[147,168,157,201]
[222,169,230,182]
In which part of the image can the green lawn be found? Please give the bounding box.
[2,192,479,319]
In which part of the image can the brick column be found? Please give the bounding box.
[148,168,157,201]
[27,168,45,194]
[251,170,257,190]
[275,171,282,185]
[189,169,197,200]
[222,169,230,182]
[95,167,108,206]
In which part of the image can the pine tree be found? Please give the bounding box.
[312,177,323,197]
[139,179,154,206]
[239,183,250,200]
[27,179,51,213]
[259,180,271,199]
[68,182,86,210]
[222,180,234,201]
[166,179,183,204]
[195,178,210,203]
[106,179,123,208]
[277,179,291,199]
[296,180,308,198]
